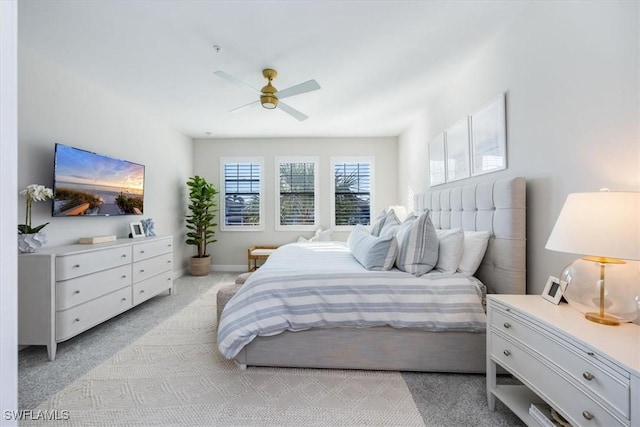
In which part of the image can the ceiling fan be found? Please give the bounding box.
[214,69,321,121]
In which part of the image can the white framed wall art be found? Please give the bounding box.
[470,93,507,176]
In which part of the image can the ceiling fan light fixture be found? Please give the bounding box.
[260,94,278,109]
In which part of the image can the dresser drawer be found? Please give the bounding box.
[56,246,132,281]
[490,332,627,427]
[56,264,131,310]
[491,306,630,418]
[132,253,173,282]
[132,237,173,262]
[56,287,132,341]
[132,272,173,305]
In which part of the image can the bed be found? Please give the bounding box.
[218,176,526,373]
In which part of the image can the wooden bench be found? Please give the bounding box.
[247,245,279,271]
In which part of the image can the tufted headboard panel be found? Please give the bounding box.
[423,177,526,295]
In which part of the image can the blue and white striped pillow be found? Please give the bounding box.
[348,224,398,270]
[395,211,439,276]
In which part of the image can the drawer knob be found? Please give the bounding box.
[583,372,595,381]
[582,411,594,420]
[74,318,80,322]
[503,322,511,329]
[140,290,145,293]
[140,250,145,254]
[587,351,595,357]
[167,260,171,263]
[121,275,127,279]
[121,254,127,258]
[121,297,127,302]
[140,269,145,273]
[73,264,80,268]
[503,350,511,356]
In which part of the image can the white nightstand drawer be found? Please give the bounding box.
[132,253,173,282]
[491,305,630,418]
[133,237,173,262]
[132,272,172,305]
[56,287,132,341]
[56,246,132,280]
[56,264,132,310]
[491,333,627,427]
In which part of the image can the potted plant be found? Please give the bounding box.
[185,175,218,276]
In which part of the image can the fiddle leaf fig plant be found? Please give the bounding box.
[185,175,218,258]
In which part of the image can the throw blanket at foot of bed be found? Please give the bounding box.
[217,242,487,359]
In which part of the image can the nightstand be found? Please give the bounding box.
[487,295,640,427]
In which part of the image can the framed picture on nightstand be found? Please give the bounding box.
[541,276,567,304]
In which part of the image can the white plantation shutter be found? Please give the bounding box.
[333,160,372,227]
[221,159,263,230]
[276,158,318,230]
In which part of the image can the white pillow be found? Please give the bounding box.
[309,228,332,242]
[457,230,491,276]
[395,212,439,276]
[297,235,310,243]
[348,224,398,270]
[435,228,464,274]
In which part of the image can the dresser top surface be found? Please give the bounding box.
[489,294,640,375]
[20,235,171,256]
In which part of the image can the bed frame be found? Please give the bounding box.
[233,177,526,373]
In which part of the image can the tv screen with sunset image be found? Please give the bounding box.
[52,144,145,217]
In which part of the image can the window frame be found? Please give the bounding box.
[275,156,319,231]
[220,157,265,231]
[330,156,375,231]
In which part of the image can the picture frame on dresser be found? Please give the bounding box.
[541,276,567,305]
[130,222,144,238]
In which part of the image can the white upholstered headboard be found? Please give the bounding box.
[422,177,526,295]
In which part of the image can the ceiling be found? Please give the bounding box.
[18,1,526,139]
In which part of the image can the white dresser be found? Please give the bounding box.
[487,295,640,427]
[19,236,174,360]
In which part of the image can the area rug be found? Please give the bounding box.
[26,280,424,426]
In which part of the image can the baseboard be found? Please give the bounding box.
[212,264,246,272]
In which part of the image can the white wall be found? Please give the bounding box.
[398,1,640,294]
[193,137,398,270]
[18,47,194,273]
[1,0,19,422]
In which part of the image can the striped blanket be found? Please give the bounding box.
[217,242,487,359]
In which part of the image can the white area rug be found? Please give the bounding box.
[28,280,424,426]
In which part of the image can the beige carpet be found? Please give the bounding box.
[27,280,424,426]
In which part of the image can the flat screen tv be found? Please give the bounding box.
[52,143,145,217]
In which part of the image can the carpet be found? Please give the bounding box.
[25,279,424,426]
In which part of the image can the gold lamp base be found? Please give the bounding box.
[585,312,620,326]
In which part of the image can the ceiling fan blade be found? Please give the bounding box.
[214,70,260,93]
[278,101,309,121]
[275,79,321,100]
[228,99,259,113]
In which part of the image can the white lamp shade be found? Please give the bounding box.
[545,191,640,261]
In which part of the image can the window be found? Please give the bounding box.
[220,158,264,231]
[276,157,318,231]
[331,158,373,229]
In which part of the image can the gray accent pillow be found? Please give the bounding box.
[369,209,387,236]
[395,211,439,276]
[379,210,401,238]
[348,224,398,270]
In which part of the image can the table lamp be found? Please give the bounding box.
[545,190,640,325]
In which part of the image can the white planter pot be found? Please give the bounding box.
[18,232,47,253]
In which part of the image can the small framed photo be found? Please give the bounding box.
[541,276,567,304]
[130,222,145,238]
